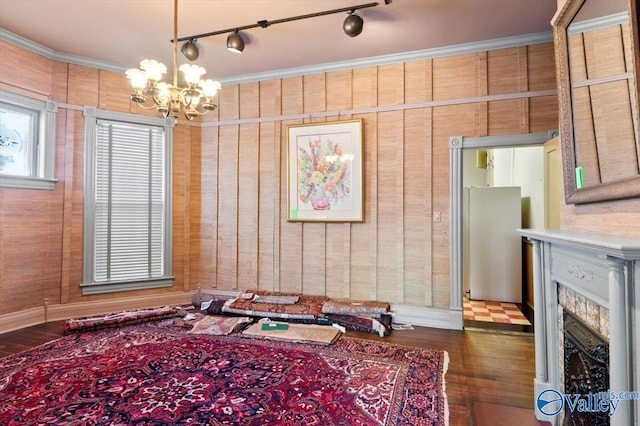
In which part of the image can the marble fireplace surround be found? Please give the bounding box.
[518,229,640,426]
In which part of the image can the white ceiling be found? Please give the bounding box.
[0,0,558,83]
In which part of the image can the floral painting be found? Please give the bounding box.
[287,120,363,222]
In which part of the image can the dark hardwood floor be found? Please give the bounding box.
[1,320,550,425]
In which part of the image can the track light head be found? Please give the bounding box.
[343,11,363,37]
[181,39,199,61]
[226,31,245,53]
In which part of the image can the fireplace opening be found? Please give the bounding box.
[563,310,610,426]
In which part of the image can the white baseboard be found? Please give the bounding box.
[2,292,457,334]
[391,304,452,329]
[0,306,43,334]
[0,292,198,334]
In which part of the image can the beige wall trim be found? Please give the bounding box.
[201,89,558,128]
[391,304,451,329]
[52,88,557,130]
[0,307,44,335]
[0,292,198,334]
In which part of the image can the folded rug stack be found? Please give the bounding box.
[216,290,393,337]
[63,305,183,335]
[321,300,392,337]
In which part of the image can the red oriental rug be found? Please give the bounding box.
[0,325,449,425]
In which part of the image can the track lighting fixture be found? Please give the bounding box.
[226,31,245,54]
[343,11,364,37]
[171,2,384,54]
[180,39,199,61]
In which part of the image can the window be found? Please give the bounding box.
[82,106,174,295]
[0,89,57,189]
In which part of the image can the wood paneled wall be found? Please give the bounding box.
[0,40,194,315]
[1,38,566,317]
[192,43,559,310]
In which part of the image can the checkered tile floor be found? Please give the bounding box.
[464,298,531,325]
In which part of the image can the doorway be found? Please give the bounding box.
[448,130,558,331]
[463,146,541,333]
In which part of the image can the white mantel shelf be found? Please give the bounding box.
[518,228,640,426]
[520,228,640,259]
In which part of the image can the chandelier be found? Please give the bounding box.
[125,0,221,121]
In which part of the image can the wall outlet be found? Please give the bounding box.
[433,211,441,223]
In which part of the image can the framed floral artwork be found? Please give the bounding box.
[287,119,363,222]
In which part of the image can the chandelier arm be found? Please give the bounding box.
[134,101,161,111]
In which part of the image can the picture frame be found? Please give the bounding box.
[287,119,363,222]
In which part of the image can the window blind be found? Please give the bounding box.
[93,120,166,283]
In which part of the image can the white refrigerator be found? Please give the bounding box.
[463,186,522,303]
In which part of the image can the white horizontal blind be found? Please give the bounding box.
[94,120,165,283]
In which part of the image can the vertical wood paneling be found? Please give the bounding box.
[237,83,260,289]
[258,79,281,291]
[67,111,87,301]
[433,53,480,101]
[98,70,130,113]
[279,76,304,293]
[189,126,203,288]
[237,121,260,287]
[67,64,99,106]
[199,126,219,288]
[518,47,530,133]
[529,96,559,132]
[216,86,240,289]
[350,67,378,300]
[375,110,404,303]
[488,48,521,95]
[488,100,526,135]
[325,70,353,298]
[59,110,74,304]
[258,121,277,291]
[476,52,488,136]
[0,40,53,97]
[528,43,557,91]
[301,74,327,295]
[217,123,239,289]
[403,60,431,306]
[377,63,405,304]
[172,125,188,291]
[488,47,531,135]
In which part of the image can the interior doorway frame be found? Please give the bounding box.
[448,130,558,330]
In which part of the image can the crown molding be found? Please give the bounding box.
[0,28,126,73]
[220,31,552,85]
[568,11,629,35]
[1,27,552,85]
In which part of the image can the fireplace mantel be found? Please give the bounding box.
[518,229,640,426]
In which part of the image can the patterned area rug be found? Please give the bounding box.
[464,298,531,325]
[0,325,449,425]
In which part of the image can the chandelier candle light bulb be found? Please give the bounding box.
[125,0,220,120]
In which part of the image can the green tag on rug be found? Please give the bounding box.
[261,322,289,331]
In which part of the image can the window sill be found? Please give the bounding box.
[80,277,175,295]
[0,175,57,190]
